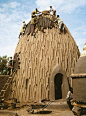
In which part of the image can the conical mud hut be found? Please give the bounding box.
[12,13,80,103]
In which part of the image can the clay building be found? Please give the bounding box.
[0,75,9,101]
[71,43,86,103]
[11,14,80,103]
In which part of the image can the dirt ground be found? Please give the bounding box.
[0,101,86,116]
[0,106,74,116]
[1,106,86,116]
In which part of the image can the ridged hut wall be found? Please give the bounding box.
[11,14,80,102]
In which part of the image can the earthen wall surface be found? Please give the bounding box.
[12,14,80,102]
[0,75,10,100]
[72,77,86,102]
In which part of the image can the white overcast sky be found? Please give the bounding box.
[0,0,86,57]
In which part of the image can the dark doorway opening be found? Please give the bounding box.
[54,73,63,100]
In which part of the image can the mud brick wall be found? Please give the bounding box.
[72,77,86,102]
[11,14,80,102]
[72,56,86,103]
[0,75,10,100]
[0,75,9,91]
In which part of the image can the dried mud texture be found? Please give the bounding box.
[11,14,80,103]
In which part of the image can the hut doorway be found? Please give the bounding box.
[50,65,69,101]
[54,73,63,100]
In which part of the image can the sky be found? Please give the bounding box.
[0,0,86,57]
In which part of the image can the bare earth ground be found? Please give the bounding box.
[0,100,86,116]
[0,106,74,116]
[1,106,86,116]
[16,107,74,116]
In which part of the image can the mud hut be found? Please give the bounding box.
[71,43,86,103]
[11,14,80,103]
